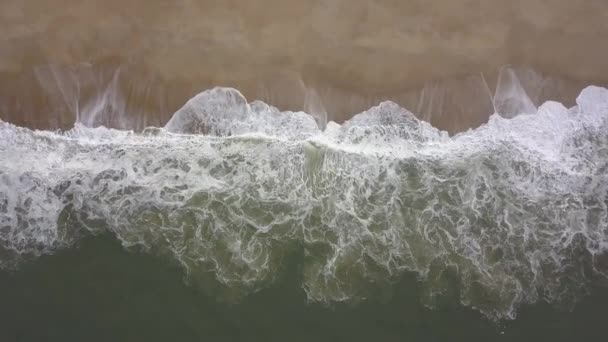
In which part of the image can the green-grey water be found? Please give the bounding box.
[0,234,607,341]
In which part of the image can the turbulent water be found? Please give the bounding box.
[1,85,607,321]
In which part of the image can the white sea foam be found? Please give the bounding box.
[0,86,607,320]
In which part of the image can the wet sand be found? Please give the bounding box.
[1,0,607,132]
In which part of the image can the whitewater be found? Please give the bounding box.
[1,85,607,321]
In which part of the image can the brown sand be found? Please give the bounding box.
[1,0,607,132]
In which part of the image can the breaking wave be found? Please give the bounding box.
[1,86,607,320]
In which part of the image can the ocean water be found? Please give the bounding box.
[1,84,608,340]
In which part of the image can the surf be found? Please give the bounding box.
[1,84,607,321]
